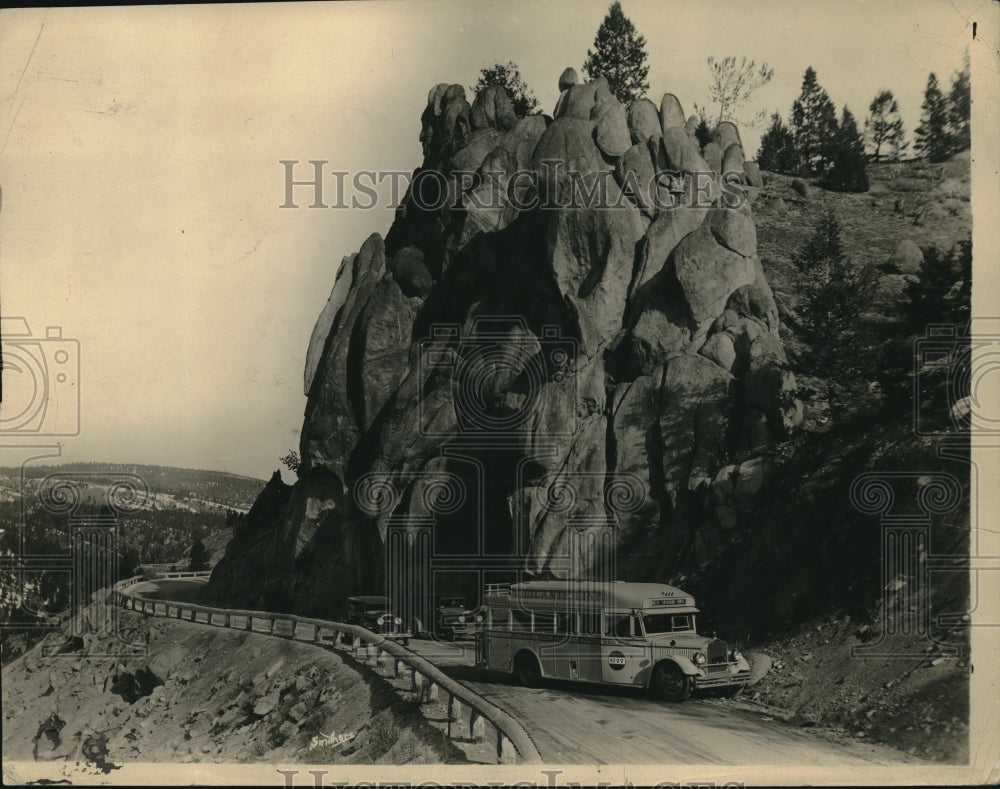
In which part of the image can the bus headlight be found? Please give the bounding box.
[458,615,466,623]
[731,649,743,662]
[394,617,401,625]
[377,616,384,626]
[475,615,484,623]
[693,652,706,665]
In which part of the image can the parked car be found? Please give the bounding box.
[448,602,487,641]
[434,595,468,641]
[345,595,412,646]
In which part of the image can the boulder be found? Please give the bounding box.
[659,93,687,131]
[709,205,757,257]
[889,239,924,274]
[389,246,433,297]
[672,223,756,324]
[545,185,645,355]
[660,126,701,172]
[722,143,746,179]
[699,331,738,373]
[615,142,658,217]
[714,121,741,152]
[725,257,780,331]
[745,355,802,438]
[702,142,723,174]
[558,67,579,92]
[439,95,472,160]
[304,254,355,396]
[300,233,386,477]
[531,117,608,206]
[427,83,451,116]
[553,77,613,120]
[627,99,661,144]
[591,100,631,157]
[447,127,503,173]
[471,84,517,132]
[743,161,764,187]
[631,198,707,292]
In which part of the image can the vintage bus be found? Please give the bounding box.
[475,580,751,701]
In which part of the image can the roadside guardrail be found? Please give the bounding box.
[109,572,540,764]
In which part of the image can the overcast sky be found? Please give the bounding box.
[0,1,994,481]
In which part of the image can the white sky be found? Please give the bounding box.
[0,1,995,481]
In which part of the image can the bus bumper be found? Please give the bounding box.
[694,671,750,689]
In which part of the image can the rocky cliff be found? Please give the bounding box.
[208,70,802,618]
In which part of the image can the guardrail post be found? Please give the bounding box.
[377,650,390,670]
[411,670,424,693]
[497,730,517,764]
[290,621,297,639]
[224,613,230,628]
[469,710,485,742]
[268,618,275,635]
[394,659,403,678]
[333,631,342,649]
[427,682,439,702]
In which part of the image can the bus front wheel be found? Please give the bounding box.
[651,662,692,702]
[514,652,542,688]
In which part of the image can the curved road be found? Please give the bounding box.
[133,579,921,766]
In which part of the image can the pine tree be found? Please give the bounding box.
[790,67,839,176]
[904,238,972,328]
[188,538,211,572]
[864,89,906,162]
[914,73,952,163]
[947,53,971,153]
[823,107,869,192]
[704,55,773,128]
[756,112,799,173]
[793,208,880,422]
[694,117,713,150]
[473,61,541,118]
[582,2,650,104]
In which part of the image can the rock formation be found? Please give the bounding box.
[209,72,801,619]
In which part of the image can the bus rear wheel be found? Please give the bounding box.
[651,662,692,702]
[514,652,542,688]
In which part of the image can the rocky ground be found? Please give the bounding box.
[2,603,470,773]
[740,609,969,763]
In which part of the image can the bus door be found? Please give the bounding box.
[485,607,511,671]
[601,611,644,684]
[575,607,604,682]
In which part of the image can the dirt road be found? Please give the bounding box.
[404,638,920,765]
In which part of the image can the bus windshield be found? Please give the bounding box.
[641,613,693,634]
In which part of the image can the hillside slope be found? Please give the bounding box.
[2,602,464,772]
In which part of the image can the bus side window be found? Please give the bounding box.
[579,611,601,636]
[511,608,532,631]
[534,612,556,633]
[605,614,631,638]
[554,611,571,635]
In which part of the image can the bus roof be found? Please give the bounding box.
[348,595,389,606]
[496,580,697,611]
